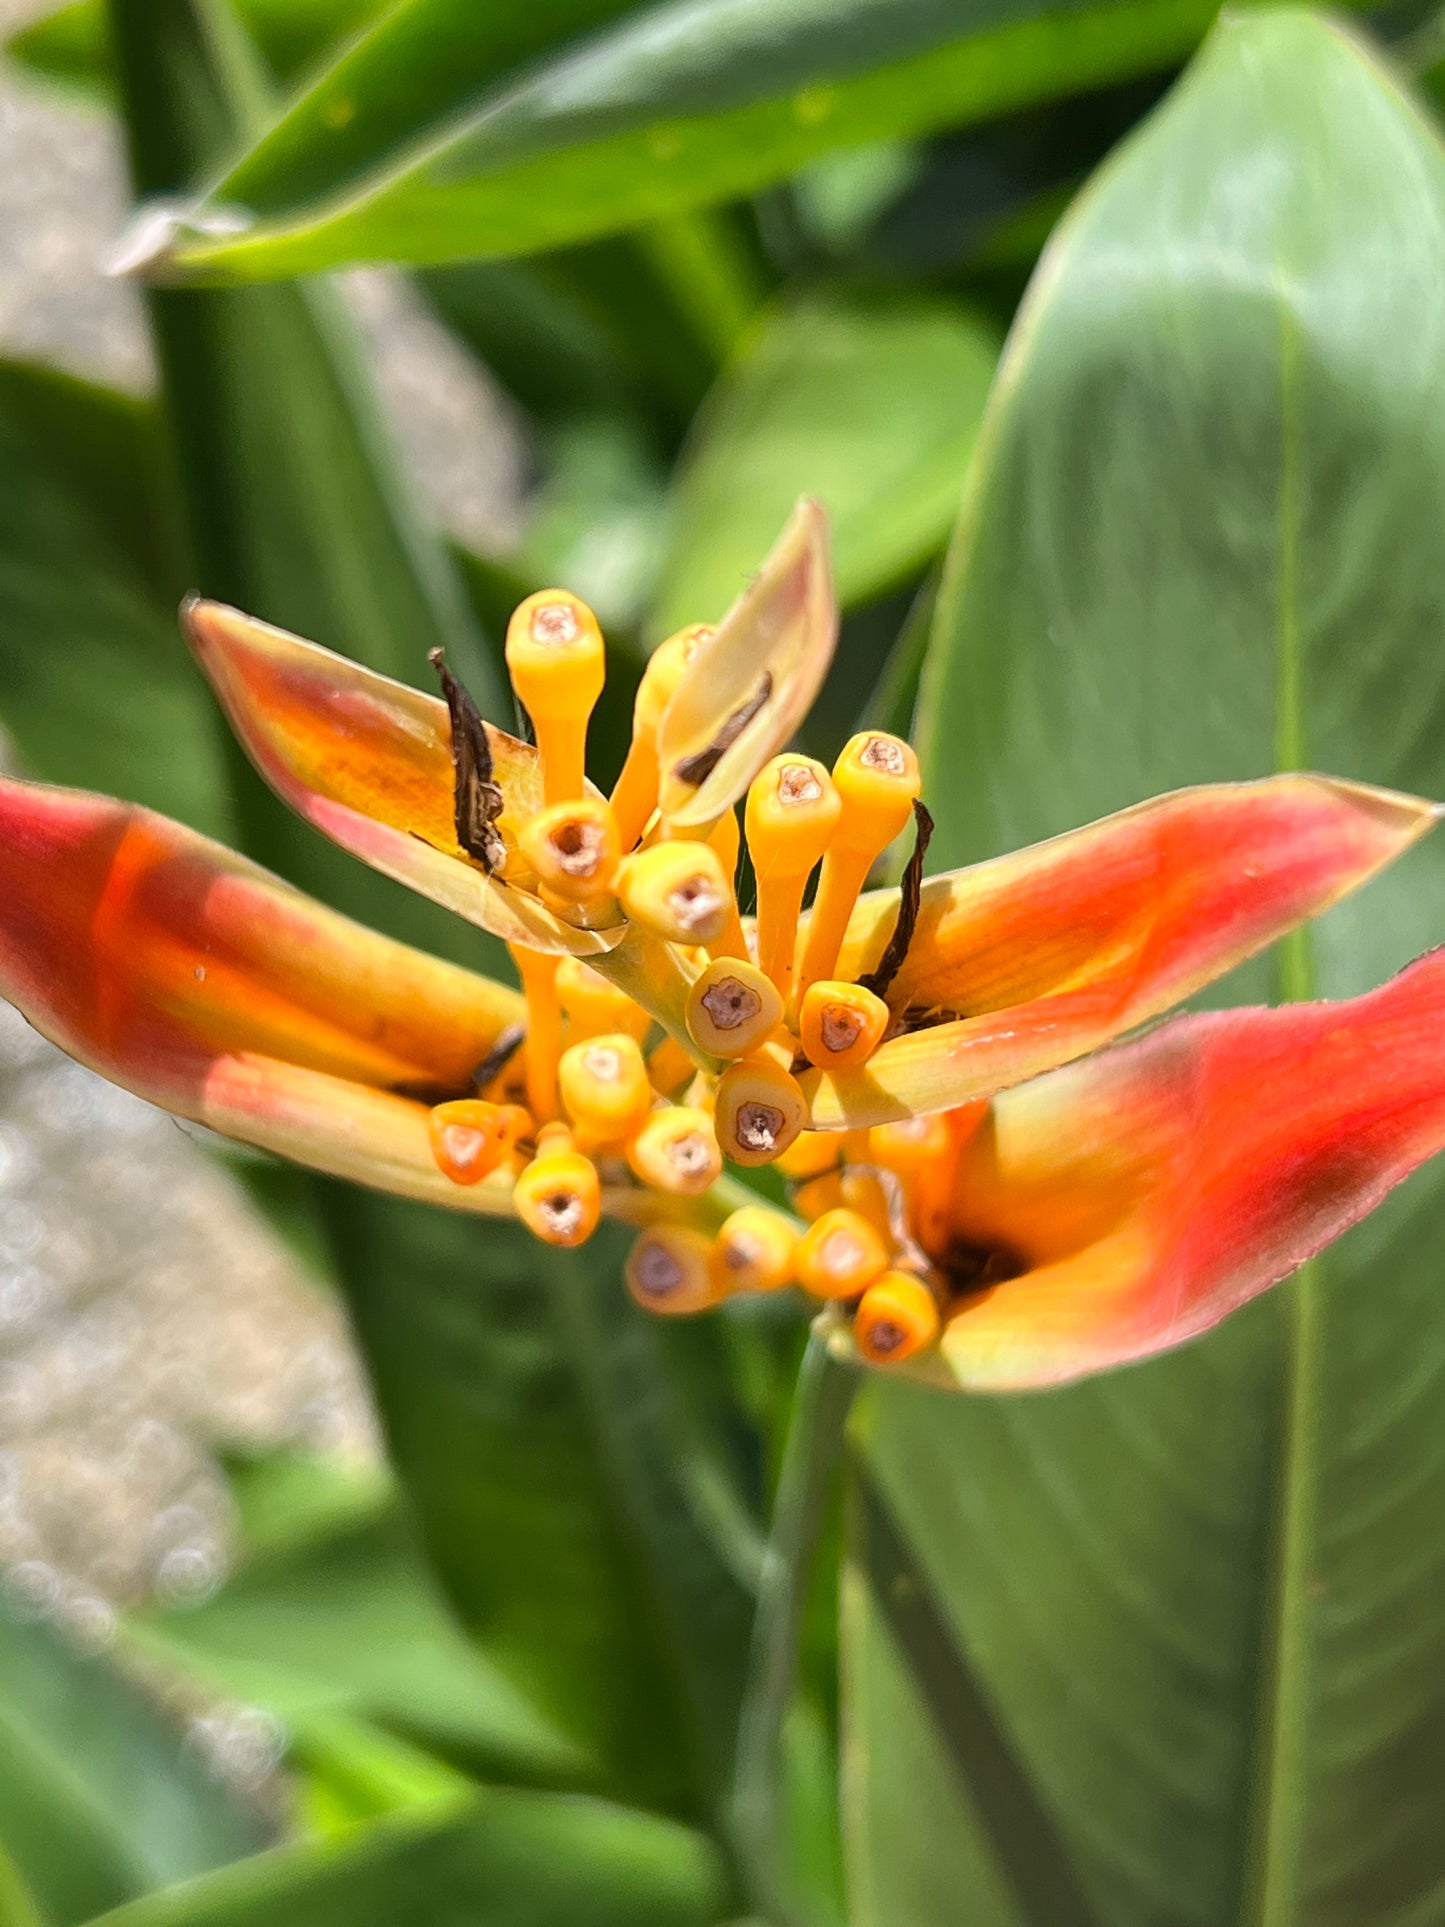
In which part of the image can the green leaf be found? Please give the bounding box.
[85,1797,728,1927]
[0,360,226,833]
[154,0,1389,282]
[7,0,385,99]
[650,295,997,638]
[846,12,1445,1925]
[317,1188,760,1817]
[0,1605,259,1926]
[107,0,507,972]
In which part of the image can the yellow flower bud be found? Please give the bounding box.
[745,754,841,998]
[793,1207,890,1299]
[710,1207,799,1294]
[514,1136,601,1247]
[797,979,890,1070]
[715,1052,807,1166]
[625,1225,719,1315]
[610,625,711,851]
[686,956,783,1059]
[797,731,922,998]
[773,1130,841,1180]
[427,1099,529,1185]
[517,797,620,903]
[626,1106,721,1195]
[854,1270,941,1364]
[505,589,605,805]
[615,840,733,945]
[557,1032,653,1145]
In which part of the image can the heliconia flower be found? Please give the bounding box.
[3,499,1445,1389]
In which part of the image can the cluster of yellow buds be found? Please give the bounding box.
[420,573,943,1360]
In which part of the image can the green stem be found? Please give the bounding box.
[730,1315,858,1925]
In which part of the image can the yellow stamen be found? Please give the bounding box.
[715,1045,807,1166]
[558,1032,653,1147]
[518,797,619,904]
[615,840,734,945]
[854,1270,941,1364]
[556,955,649,1042]
[686,956,783,1060]
[427,1099,529,1186]
[797,979,890,1070]
[610,624,711,850]
[511,945,562,1122]
[745,754,840,999]
[514,1128,601,1247]
[793,1206,890,1299]
[505,589,605,805]
[625,1225,719,1314]
[709,1207,799,1295]
[796,731,921,1000]
[627,1105,722,1195]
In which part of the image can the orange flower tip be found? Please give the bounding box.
[627,1106,722,1195]
[686,957,783,1058]
[866,1114,951,1176]
[710,1206,799,1295]
[625,1225,719,1315]
[558,1033,652,1142]
[798,980,889,1070]
[774,1129,843,1181]
[428,1099,525,1186]
[745,755,841,877]
[854,1271,940,1365]
[794,1207,890,1300]
[715,1056,808,1166]
[832,731,922,846]
[514,1146,601,1247]
[615,841,733,945]
[556,955,649,1042]
[518,799,620,902]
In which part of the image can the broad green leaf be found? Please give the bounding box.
[7,0,384,98]
[0,1605,259,1926]
[317,1187,760,1817]
[650,296,997,638]
[0,359,225,833]
[846,13,1445,1926]
[152,0,1388,282]
[86,1797,728,1927]
[124,1498,584,1782]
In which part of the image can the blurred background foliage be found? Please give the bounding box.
[5,1,1445,1923]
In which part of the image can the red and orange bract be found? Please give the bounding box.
[906,951,1445,1390]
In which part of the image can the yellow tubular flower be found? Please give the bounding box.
[625,1225,719,1314]
[627,1106,722,1195]
[614,840,734,946]
[715,1043,807,1166]
[505,589,606,805]
[647,1034,697,1097]
[686,956,783,1059]
[510,944,562,1122]
[705,807,749,961]
[798,979,890,1071]
[796,731,921,1000]
[517,797,620,906]
[557,1033,653,1146]
[610,624,711,851]
[710,1206,799,1294]
[745,754,840,999]
[854,1270,941,1364]
[794,1207,890,1299]
[427,1099,530,1186]
[556,955,649,1043]
[514,1125,601,1247]
[774,1130,842,1180]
